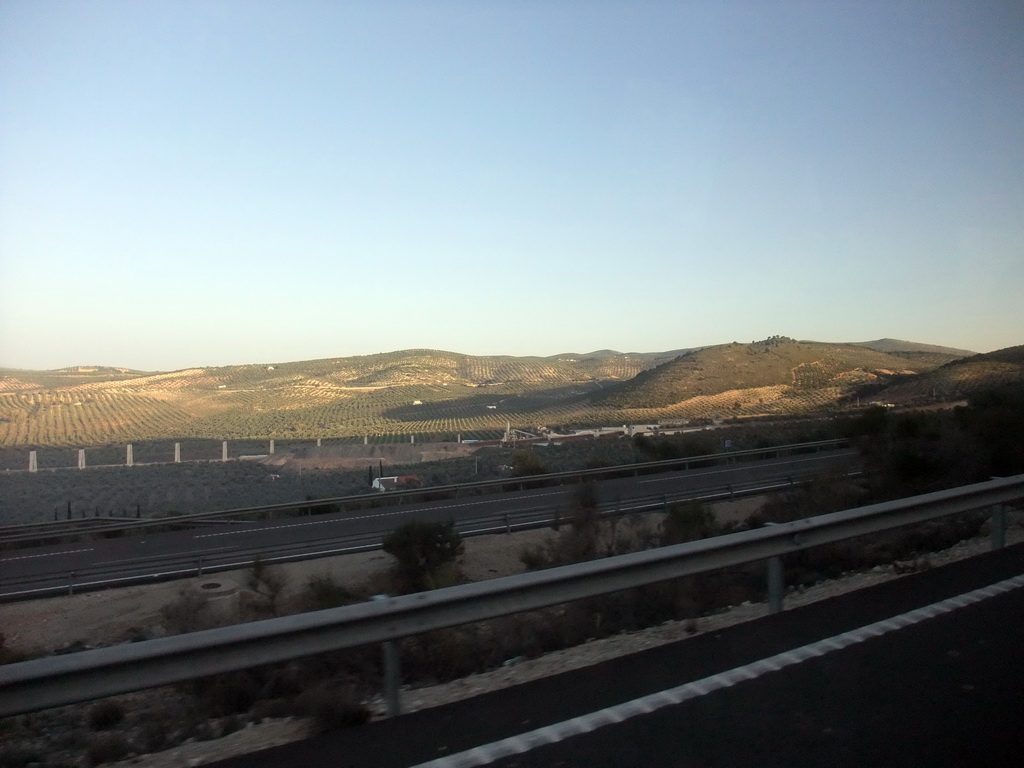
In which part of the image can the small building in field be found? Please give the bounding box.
[372,475,424,492]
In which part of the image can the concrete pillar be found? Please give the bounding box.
[269,439,275,455]
[364,435,368,445]
[222,441,228,461]
[28,450,37,472]
[317,438,321,447]
[411,435,415,444]
[174,443,181,463]
[458,433,461,443]
[78,449,85,469]
[126,444,133,467]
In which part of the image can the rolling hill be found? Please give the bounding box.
[876,345,1024,403]
[0,339,1014,448]
[589,337,944,409]
[0,349,665,447]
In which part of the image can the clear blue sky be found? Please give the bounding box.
[1,1,1022,371]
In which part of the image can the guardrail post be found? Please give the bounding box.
[990,504,1006,550]
[198,557,204,577]
[67,571,75,597]
[767,556,784,614]
[383,639,400,717]
[504,514,511,534]
[373,595,401,717]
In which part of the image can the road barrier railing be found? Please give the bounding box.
[2,473,1021,717]
[0,468,852,601]
[0,440,851,544]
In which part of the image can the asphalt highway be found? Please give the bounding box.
[0,451,856,598]
[210,542,1024,768]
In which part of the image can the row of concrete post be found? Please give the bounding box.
[28,441,236,471]
[26,432,470,472]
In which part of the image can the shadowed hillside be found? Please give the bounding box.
[847,338,975,358]
[877,345,1024,403]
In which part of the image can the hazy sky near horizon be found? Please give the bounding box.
[1,1,1022,371]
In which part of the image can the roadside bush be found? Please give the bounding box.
[139,715,173,754]
[0,744,44,768]
[249,697,293,722]
[159,588,213,634]
[750,469,867,526]
[661,501,718,545]
[298,573,358,611]
[400,626,500,683]
[510,450,547,477]
[295,683,370,734]
[245,557,289,617]
[190,670,263,717]
[85,701,124,731]
[86,733,130,766]
[218,713,243,737]
[0,632,31,665]
[382,520,464,592]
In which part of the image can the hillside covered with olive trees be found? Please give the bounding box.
[1,337,1016,450]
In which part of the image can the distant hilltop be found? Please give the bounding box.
[1,337,1020,449]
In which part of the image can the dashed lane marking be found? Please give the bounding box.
[0,548,94,563]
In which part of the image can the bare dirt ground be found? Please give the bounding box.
[260,442,481,471]
[3,504,1021,768]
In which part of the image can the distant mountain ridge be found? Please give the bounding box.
[0,338,1017,448]
[844,338,977,357]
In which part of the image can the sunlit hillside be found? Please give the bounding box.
[0,349,665,447]
[588,337,968,415]
[0,340,1011,448]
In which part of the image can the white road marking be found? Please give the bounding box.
[411,572,1024,768]
[0,548,94,563]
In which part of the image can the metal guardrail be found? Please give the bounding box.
[0,439,850,543]
[1,473,1020,717]
[0,469,851,601]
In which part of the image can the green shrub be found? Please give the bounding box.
[510,450,547,477]
[85,701,124,731]
[661,501,718,545]
[191,670,262,717]
[0,744,44,768]
[159,588,212,634]
[86,733,130,766]
[382,520,464,592]
[296,684,370,734]
[246,557,289,616]
[299,573,357,611]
